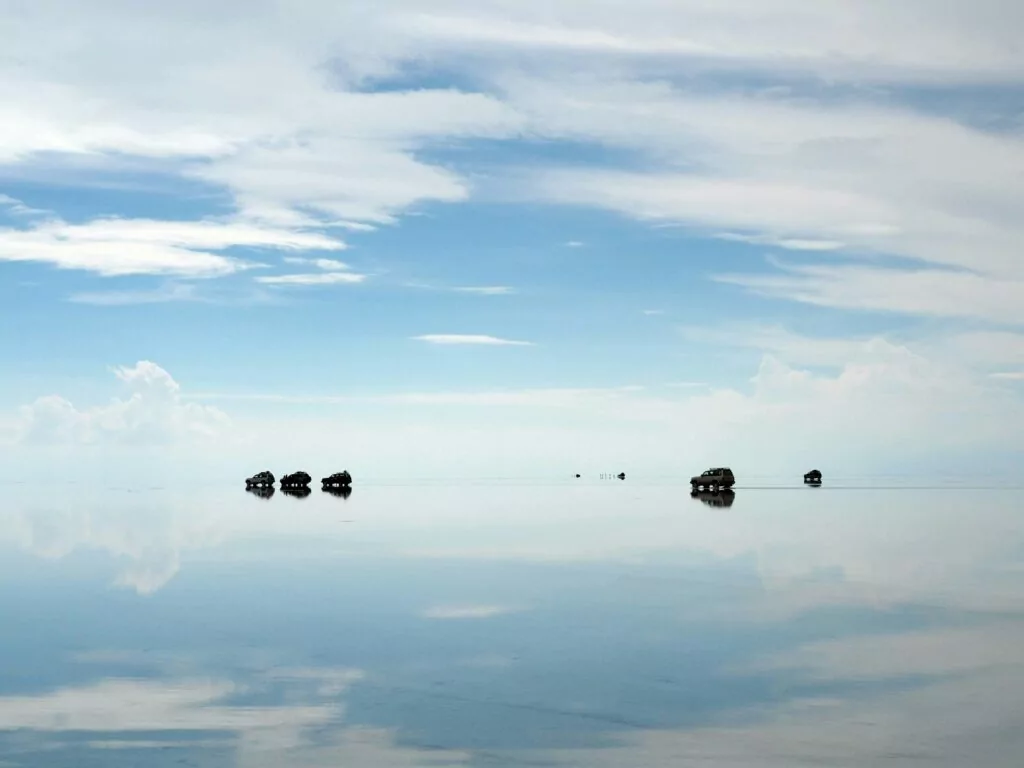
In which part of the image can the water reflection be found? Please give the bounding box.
[323,485,353,499]
[246,485,276,500]
[280,486,311,499]
[690,488,735,507]
[0,485,1021,766]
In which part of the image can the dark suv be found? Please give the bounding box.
[321,471,353,487]
[690,467,736,491]
[280,471,312,487]
[245,470,275,487]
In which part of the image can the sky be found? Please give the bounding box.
[1,0,1023,481]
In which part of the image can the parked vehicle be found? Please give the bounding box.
[245,470,275,487]
[321,471,353,486]
[690,467,736,491]
[804,469,822,484]
[280,471,312,487]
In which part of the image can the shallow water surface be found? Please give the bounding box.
[1,483,1022,766]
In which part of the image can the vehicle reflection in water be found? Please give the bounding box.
[323,485,353,499]
[280,486,312,499]
[246,485,276,500]
[691,488,735,507]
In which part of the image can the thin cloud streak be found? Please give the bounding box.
[413,334,534,346]
[255,272,367,286]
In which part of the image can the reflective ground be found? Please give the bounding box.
[1,481,1022,766]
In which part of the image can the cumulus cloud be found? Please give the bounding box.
[17,361,228,446]
[6,501,225,594]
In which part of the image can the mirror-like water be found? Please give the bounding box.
[1,483,1022,766]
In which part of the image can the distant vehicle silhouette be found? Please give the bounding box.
[575,474,581,478]
[246,485,275,500]
[281,485,311,499]
[281,471,312,488]
[691,488,735,508]
[617,472,626,480]
[321,471,353,487]
[804,469,822,485]
[245,470,275,487]
[690,467,735,491]
[323,485,352,499]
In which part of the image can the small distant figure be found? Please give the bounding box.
[804,469,823,485]
[245,470,275,488]
[281,471,312,488]
[617,472,626,480]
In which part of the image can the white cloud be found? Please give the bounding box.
[7,501,226,594]
[642,309,665,316]
[282,257,352,270]
[548,618,1024,767]
[992,371,1024,381]
[511,76,1024,320]
[420,604,522,619]
[256,272,367,286]
[412,334,534,346]
[1,0,1020,322]
[0,218,344,277]
[392,1,1024,84]
[17,361,228,446]
[0,193,47,217]
[716,232,846,252]
[0,678,336,734]
[452,286,516,295]
[715,262,1024,325]
[69,283,199,305]
[564,240,585,247]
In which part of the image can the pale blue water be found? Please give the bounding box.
[1,481,1022,766]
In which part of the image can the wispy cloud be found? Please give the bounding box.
[69,283,200,306]
[412,334,533,346]
[716,232,846,252]
[0,194,48,217]
[565,240,584,247]
[714,262,1024,325]
[452,285,516,295]
[0,218,342,277]
[642,309,665,316]
[420,604,522,619]
[991,372,1024,381]
[282,257,352,269]
[255,272,366,286]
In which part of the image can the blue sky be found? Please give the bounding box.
[1,0,1023,480]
